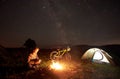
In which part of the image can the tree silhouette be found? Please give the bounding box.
[23,38,37,49]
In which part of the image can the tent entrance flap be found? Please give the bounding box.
[93,50,110,63]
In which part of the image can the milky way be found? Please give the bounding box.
[0,0,120,47]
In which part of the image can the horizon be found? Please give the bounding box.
[1,43,120,49]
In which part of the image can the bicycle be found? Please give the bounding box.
[50,47,71,62]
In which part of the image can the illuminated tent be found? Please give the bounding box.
[81,48,114,64]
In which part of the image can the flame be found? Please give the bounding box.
[50,61,63,70]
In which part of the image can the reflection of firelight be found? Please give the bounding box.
[50,62,63,70]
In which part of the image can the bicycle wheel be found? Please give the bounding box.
[50,51,58,60]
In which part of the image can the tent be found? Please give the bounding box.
[81,48,114,64]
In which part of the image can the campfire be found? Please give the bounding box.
[50,61,64,70]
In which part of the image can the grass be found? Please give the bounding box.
[1,50,120,79]
[1,61,120,79]
[70,62,120,79]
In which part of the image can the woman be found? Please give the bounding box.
[28,47,41,69]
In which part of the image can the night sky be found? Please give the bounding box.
[0,0,120,48]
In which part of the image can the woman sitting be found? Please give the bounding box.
[28,47,41,69]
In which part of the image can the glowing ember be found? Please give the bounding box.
[50,61,63,70]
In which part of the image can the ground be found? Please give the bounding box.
[1,46,120,79]
[1,61,120,79]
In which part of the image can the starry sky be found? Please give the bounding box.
[0,0,120,48]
